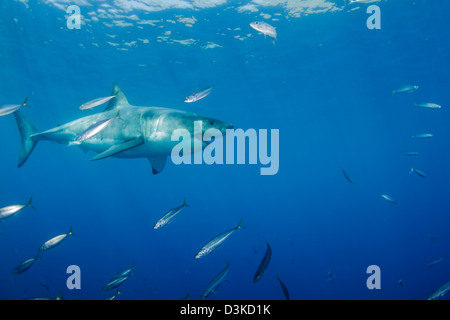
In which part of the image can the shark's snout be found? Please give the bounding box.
[201,117,233,136]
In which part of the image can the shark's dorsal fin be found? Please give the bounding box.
[149,156,167,175]
[104,84,130,111]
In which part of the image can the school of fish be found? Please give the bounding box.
[1,8,448,301]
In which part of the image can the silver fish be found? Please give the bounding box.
[254,242,272,283]
[201,263,230,300]
[414,103,441,109]
[105,289,121,300]
[410,167,427,178]
[72,111,120,145]
[79,95,116,110]
[412,133,433,139]
[342,168,355,184]
[403,152,419,156]
[13,256,38,275]
[184,86,214,103]
[27,292,63,300]
[381,194,397,204]
[392,85,419,94]
[0,197,33,220]
[110,264,135,281]
[0,97,28,117]
[39,227,73,251]
[277,276,290,300]
[195,218,243,259]
[428,257,444,268]
[102,274,132,291]
[250,21,277,40]
[428,280,450,300]
[153,199,189,229]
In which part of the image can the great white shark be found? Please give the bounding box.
[14,85,233,174]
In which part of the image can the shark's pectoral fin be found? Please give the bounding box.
[148,156,167,175]
[90,137,145,161]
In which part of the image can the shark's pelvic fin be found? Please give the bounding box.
[149,156,167,175]
[104,84,130,111]
[78,144,90,154]
[14,111,39,167]
[90,137,145,161]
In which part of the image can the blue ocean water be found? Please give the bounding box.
[1,0,450,300]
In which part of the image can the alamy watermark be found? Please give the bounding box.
[366,265,381,290]
[66,4,381,31]
[66,265,81,289]
[367,5,381,30]
[64,264,382,291]
[66,5,81,30]
[171,122,279,176]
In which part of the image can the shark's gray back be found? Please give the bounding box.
[33,85,196,157]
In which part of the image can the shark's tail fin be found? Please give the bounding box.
[13,111,39,167]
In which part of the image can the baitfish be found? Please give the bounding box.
[253,242,272,283]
